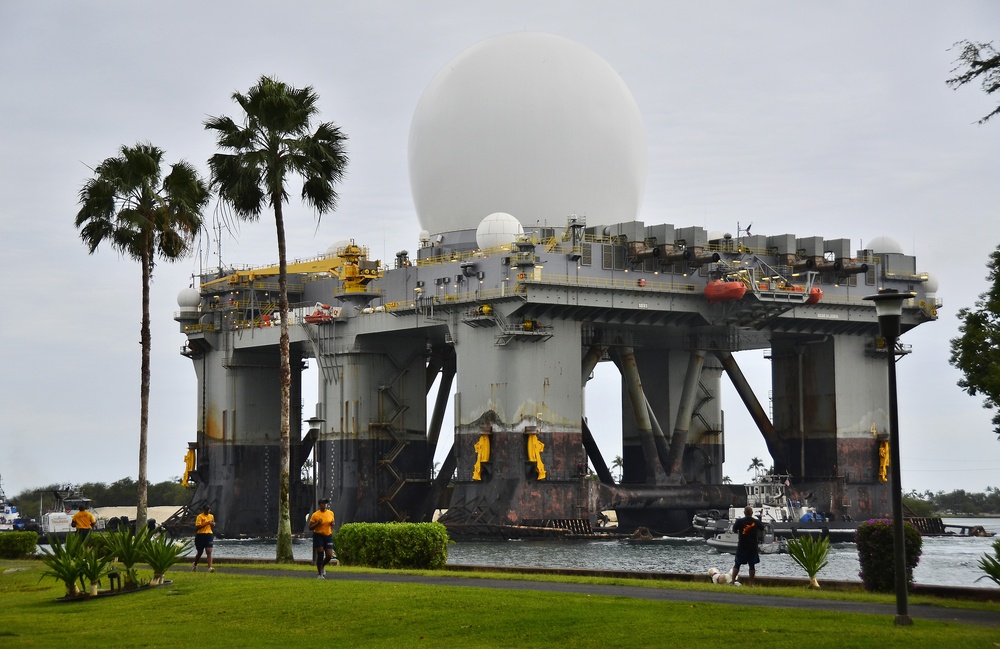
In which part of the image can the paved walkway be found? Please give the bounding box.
[222,565,999,628]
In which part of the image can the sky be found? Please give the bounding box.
[1,2,998,500]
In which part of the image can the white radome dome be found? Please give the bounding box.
[866,236,904,254]
[177,287,201,308]
[476,212,524,249]
[923,272,939,294]
[409,32,646,235]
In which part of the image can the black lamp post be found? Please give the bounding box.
[863,288,912,626]
[305,417,326,508]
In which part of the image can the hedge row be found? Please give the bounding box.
[0,531,38,559]
[335,522,450,569]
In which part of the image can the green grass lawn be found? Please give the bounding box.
[2,560,997,648]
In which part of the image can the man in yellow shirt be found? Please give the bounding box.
[308,499,335,578]
[192,505,216,572]
[71,504,96,541]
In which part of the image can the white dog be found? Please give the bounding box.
[708,567,733,584]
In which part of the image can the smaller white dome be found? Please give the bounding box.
[923,272,939,294]
[476,212,524,249]
[866,236,904,254]
[419,230,431,243]
[177,287,201,308]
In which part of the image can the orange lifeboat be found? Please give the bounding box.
[807,287,823,304]
[304,303,333,324]
[704,280,747,303]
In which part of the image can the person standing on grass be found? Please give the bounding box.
[731,506,764,586]
[309,499,335,578]
[71,504,96,541]
[193,505,216,572]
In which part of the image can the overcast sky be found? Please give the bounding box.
[2,2,998,500]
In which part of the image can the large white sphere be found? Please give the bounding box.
[476,212,524,249]
[866,235,904,254]
[409,32,646,235]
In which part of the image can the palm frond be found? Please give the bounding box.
[786,534,831,579]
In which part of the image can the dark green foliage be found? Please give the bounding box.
[786,534,831,587]
[978,538,1000,587]
[949,244,1000,439]
[78,542,113,595]
[38,533,86,596]
[904,487,1000,515]
[13,478,192,519]
[37,527,186,596]
[99,525,153,588]
[855,518,923,593]
[0,531,39,558]
[144,531,192,582]
[902,494,936,517]
[335,522,450,569]
[947,39,1000,125]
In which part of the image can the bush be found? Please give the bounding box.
[97,525,153,588]
[0,531,38,559]
[144,532,192,584]
[335,522,450,569]
[977,538,1000,587]
[855,518,922,592]
[39,534,86,597]
[786,534,831,588]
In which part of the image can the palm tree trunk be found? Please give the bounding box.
[137,244,151,530]
[274,199,294,563]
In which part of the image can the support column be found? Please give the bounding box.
[665,350,706,480]
[617,347,669,484]
[715,350,782,462]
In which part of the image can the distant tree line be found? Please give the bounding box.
[11,478,191,521]
[903,487,1000,517]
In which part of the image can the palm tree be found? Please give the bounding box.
[612,455,624,483]
[76,143,208,530]
[205,75,348,562]
[747,457,766,475]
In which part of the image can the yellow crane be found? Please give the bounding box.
[200,240,382,293]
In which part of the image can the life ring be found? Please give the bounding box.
[518,273,526,280]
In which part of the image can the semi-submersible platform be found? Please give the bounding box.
[173,219,939,538]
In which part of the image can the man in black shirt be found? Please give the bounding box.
[731,506,764,585]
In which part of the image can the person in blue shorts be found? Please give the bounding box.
[309,499,335,578]
[193,505,216,572]
[731,506,764,585]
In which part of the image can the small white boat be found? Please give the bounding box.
[706,522,787,555]
[0,476,25,532]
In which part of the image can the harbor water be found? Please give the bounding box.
[204,517,1000,590]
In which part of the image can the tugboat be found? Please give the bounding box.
[692,470,857,543]
[39,487,102,543]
